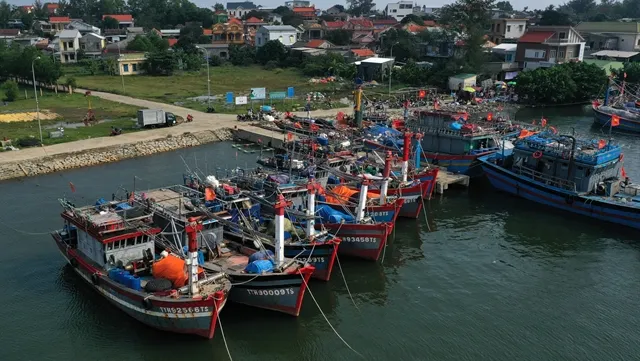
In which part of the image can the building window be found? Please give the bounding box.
[559,32,566,39]
[123,64,129,72]
[558,50,565,58]
[506,25,511,32]
[637,38,640,46]
[257,37,261,45]
[392,9,397,12]
[518,25,524,32]
[491,24,495,31]
[550,49,557,58]
[279,35,283,43]
[496,24,500,32]
[132,63,137,72]
[289,35,294,43]
[567,50,573,58]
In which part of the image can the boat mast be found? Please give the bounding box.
[274,194,287,267]
[356,179,370,223]
[401,131,412,183]
[306,178,316,238]
[185,218,203,296]
[379,151,392,204]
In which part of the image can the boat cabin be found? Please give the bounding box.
[411,111,501,155]
[509,134,623,194]
[59,199,160,268]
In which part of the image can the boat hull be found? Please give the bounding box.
[480,159,640,230]
[226,264,314,316]
[369,182,426,219]
[53,233,227,339]
[316,222,393,261]
[324,198,404,223]
[282,242,339,282]
[592,105,640,133]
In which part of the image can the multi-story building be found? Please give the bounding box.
[67,19,101,35]
[80,32,106,58]
[384,1,414,22]
[226,2,258,19]
[57,29,82,63]
[293,6,317,20]
[488,18,527,44]
[255,25,300,47]
[576,21,640,55]
[212,18,245,45]
[102,14,135,29]
[285,0,310,8]
[516,26,585,71]
[49,16,71,33]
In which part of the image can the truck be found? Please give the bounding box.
[137,109,178,128]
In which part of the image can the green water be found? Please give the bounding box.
[1,106,639,360]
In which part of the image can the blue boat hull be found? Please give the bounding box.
[480,160,640,230]
[593,106,640,133]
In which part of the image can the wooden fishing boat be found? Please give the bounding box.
[52,198,231,339]
[134,186,315,316]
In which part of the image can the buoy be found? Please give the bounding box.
[533,151,543,159]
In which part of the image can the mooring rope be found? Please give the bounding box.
[213,293,234,361]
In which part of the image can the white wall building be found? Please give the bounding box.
[384,1,414,22]
[255,25,300,47]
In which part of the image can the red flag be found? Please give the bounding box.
[287,132,294,141]
[597,139,606,149]
[487,113,493,121]
[622,167,628,178]
[611,115,620,127]
[69,182,76,193]
[541,118,547,127]
[418,90,426,98]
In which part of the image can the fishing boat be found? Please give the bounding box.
[134,186,315,316]
[479,131,640,229]
[52,198,231,339]
[252,178,394,261]
[592,79,640,133]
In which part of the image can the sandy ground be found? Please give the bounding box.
[0,111,60,122]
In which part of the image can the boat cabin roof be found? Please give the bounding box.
[515,132,621,166]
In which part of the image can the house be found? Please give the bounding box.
[227,2,257,19]
[102,15,135,29]
[212,18,245,45]
[0,29,21,43]
[67,19,101,35]
[285,0,310,8]
[196,43,231,60]
[49,17,71,33]
[575,21,640,55]
[357,57,394,81]
[117,53,146,75]
[34,20,54,34]
[244,17,266,33]
[11,35,47,47]
[80,33,106,58]
[303,23,323,40]
[255,25,299,47]
[159,29,180,38]
[351,48,376,59]
[590,50,640,62]
[305,39,333,48]
[373,19,398,29]
[488,18,527,44]
[448,73,477,91]
[213,11,229,24]
[345,18,374,31]
[293,7,317,20]
[104,29,127,43]
[57,29,82,63]
[516,26,585,71]
[44,2,59,15]
[384,1,414,22]
[487,43,520,79]
[323,20,345,31]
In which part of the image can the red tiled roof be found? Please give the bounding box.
[407,24,427,33]
[0,29,20,36]
[228,17,242,25]
[103,14,133,22]
[203,29,212,35]
[349,18,373,28]
[306,39,327,48]
[324,21,344,29]
[423,20,436,26]
[45,3,58,9]
[373,19,397,25]
[167,38,178,47]
[49,16,70,23]
[245,17,263,23]
[518,31,555,43]
[351,49,375,57]
[293,6,315,13]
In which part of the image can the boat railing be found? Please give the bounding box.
[516,141,618,165]
[512,165,577,191]
[408,125,502,138]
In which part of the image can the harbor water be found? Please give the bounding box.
[1,105,640,361]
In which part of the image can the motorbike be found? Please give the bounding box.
[110,127,122,136]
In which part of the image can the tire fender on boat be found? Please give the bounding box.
[91,273,100,285]
[533,151,543,159]
[70,258,78,268]
[142,297,153,310]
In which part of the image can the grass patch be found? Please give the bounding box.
[62,65,353,113]
[0,87,141,147]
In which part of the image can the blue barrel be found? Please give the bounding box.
[108,268,120,280]
[123,274,133,288]
[130,276,141,291]
[261,105,272,112]
[316,137,328,146]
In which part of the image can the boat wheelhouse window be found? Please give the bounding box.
[106,243,113,251]
[560,163,568,169]
[586,169,591,176]
[126,238,135,247]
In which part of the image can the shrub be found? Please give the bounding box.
[264,60,279,70]
[1,80,19,102]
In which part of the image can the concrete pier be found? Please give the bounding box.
[435,168,470,194]
[231,124,298,150]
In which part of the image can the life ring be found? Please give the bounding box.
[142,298,153,310]
[91,273,100,285]
[533,151,543,159]
[70,258,78,268]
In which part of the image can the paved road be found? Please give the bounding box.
[0,89,352,164]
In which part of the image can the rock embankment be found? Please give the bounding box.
[0,129,232,181]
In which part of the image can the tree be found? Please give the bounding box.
[127,33,169,52]
[347,0,376,16]
[273,6,291,15]
[81,59,101,75]
[380,29,419,62]
[175,25,204,54]
[102,16,120,29]
[324,29,351,45]
[213,3,224,11]
[400,14,424,24]
[331,4,346,12]
[439,0,493,73]
[242,10,269,20]
[144,50,177,75]
[538,5,572,25]
[0,1,10,28]
[256,40,287,65]
[1,80,18,102]
[229,45,255,66]
[495,1,513,11]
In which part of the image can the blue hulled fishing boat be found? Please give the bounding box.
[479,131,640,229]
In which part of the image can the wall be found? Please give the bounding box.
[617,33,640,51]
[504,20,527,39]
[0,129,232,182]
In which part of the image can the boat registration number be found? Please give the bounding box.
[343,237,377,243]
[367,211,389,217]
[307,257,326,264]
[247,288,295,296]
[402,196,419,203]
[159,306,210,314]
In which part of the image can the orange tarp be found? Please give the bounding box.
[518,129,538,139]
[152,254,204,288]
[324,185,377,204]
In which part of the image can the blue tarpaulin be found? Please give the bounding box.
[317,205,354,224]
